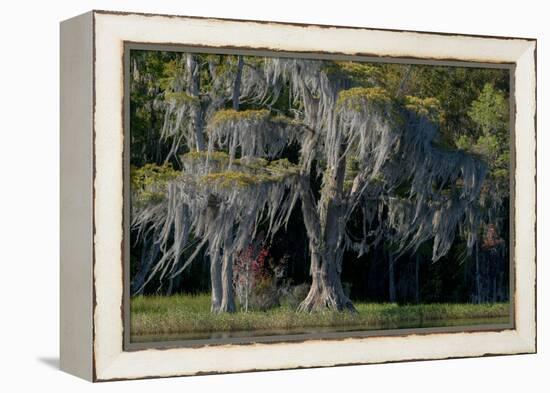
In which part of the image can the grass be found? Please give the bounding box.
[130,294,510,341]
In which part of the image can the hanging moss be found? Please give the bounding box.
[207,108,300,159]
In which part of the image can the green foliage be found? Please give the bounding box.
[131,163,180,205]
[130,50,181,166]
[266,158,300,175]
[336,86,391,111]
[346,63,413,97]
[344,155,360,191]
[209,109,270,127]
[182,150,231,164]
[474,134,500,160]
[455,134,471,150]
[468,83,509,136]
[404,95,443,123]
[158,59,180,91]
[323,61,379,87]
[400,66,509,145]
[457,83,510,186]
[164,91,200,106]
[200,158,300,188]
[201,171,262,188]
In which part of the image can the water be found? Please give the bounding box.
[131,316,510,344]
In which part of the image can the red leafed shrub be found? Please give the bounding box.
[233,245,270,311]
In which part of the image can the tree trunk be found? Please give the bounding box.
[298,246,355,312]
[131,238,160,296]
[492,276,497,303]
[389,251,396,303]
[232,56,244,111]
[297,177,355,312]
[415,253,420,304]
[185,54,206,151]
[210,256,223,312]
[244,261,250,312]
[220,252,236,312]
[203,200,228,313]
[212,56,242,313]
[475,243,481,303]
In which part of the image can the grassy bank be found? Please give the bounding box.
[130,294,510,340]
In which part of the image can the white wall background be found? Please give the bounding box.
[0,0,545,391]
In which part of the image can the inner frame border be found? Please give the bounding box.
[122,42,517,351]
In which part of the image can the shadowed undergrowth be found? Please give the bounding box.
[130,294,510,339]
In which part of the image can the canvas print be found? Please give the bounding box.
[127,49,512,345]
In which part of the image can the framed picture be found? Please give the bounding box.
[60,10,537,381]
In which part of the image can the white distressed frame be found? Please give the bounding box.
[61,10,536,382]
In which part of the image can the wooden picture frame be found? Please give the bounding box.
[60,10,536,381]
